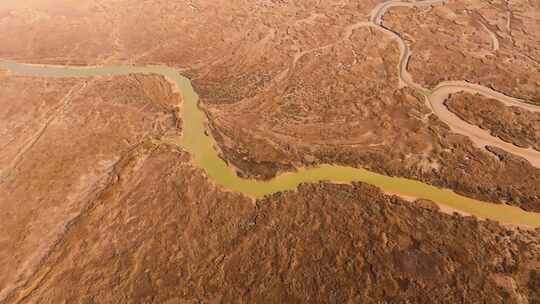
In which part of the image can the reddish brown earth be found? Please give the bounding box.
[0,0,539,210]
[2,138,540,303]
[1,0,540,302]
[446,92,540,151]
[383,0,540,103]
[200,24,540,211]
[0,71,539,303]
[0,0,380,67]
[0,73,181,301]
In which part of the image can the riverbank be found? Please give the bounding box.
[2,59,539,227]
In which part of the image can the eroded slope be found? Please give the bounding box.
[200,26,540,212]
[0,73,181,300]
[3,141,540,303]
[1,0,539,212]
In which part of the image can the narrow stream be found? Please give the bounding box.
[1,60,539,227]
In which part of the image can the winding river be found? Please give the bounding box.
[1,0,540,227]
[370,0,540,167]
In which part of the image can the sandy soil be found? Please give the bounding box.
[0,0,539,210]
[446,92,540,151]
[1,0,540,302]
[383,0,540,103]
[0,73,182,301]
[2,138,540,303]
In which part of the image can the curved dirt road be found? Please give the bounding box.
[370,0,540,167]
[370,0,448,25]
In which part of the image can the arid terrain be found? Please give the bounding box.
[446,92,540,151]
[0,73,182,301]
[1,0,540,302]
[383,0,540,103]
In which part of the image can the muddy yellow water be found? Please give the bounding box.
[1,60,539,227]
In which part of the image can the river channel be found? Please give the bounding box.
[1,60,540,227]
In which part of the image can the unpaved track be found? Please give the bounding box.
[480,22,500,52]
[370,0,448,25]
[369,0,540,167]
